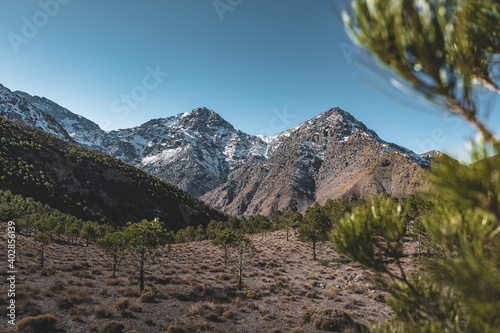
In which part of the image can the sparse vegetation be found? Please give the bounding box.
[100,320,125,333]
[15,314,57,332]
[303,307,353,331]
[1,220,402,331]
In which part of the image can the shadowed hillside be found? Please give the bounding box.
[0,117,225,229]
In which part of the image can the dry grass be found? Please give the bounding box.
[0,223,416,333]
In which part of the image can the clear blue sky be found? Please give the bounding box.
[1,0,498,160]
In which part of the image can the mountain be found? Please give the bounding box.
[0,84,74,142]
[15,90,105,150]
[0,116,225,229]
[201,108,430,216]
[102,108,268,197]
[2,85,432,216]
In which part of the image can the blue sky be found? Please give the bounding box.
[1,0,498,160]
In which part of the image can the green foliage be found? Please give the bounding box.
[195,224,206,241]
[212,228,241,264]
[382,275,464,331]
[278,210,303,240]
[299,202,333,260]
[430,147,500,219]
[330,120,500,330]
[347,0,500,145]
[0,189,91,239]
[120,219,172,292]
[331,196,405,273]
[206,220,225,240]
[33,232,51,245]
[97,231,125,277]
[227,235,257,291]
[80,221,99,245]
[34,232,51,269]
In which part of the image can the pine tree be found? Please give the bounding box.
[97,231,125,278]
[299,203,331,261]
[345,0,500,146]
[227,235,258,291]
[212,228,241,265]
[333,1,500,331]
[34,232,51,269]
[121,219,172,292]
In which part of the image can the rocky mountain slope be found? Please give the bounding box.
[1,84,432,216]
[15,90,105,150]
[201,109,430,216]
[0,84,74,142]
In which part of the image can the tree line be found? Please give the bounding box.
[174,194,432,261]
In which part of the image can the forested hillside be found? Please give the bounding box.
[0,117,225,229]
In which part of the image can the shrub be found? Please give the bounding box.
[323,287,339,300]
[98,288,109,296]
[317,259,330,267]
[121,287,139,297]
[113,299,130,311]
[221,310,234,319]
[107,278,122,286]
[139,290,155,303]
[372,293,385,303]
[95,307,111,318]
[100,321,125,333]
[343,296,358,310]
[167,323,212,333]
[189,301,225,321]
[369,274,388,291]
[49,281,66,293]
[269,329,282,333]
[129,305,143,313]
[16,314,57,332]
[290,328,304,333]
[216,273,232,281]
[303,307,353,331]
[246,290,257,299]
[305,291,317,299]
[55,296,73,309]
[120,310,135,318]
[67,287,91,304]
[167,325,184,333]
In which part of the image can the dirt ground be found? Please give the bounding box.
[0,222,423,332]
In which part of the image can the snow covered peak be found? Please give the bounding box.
[0,84,74,142]
[13,90,105,149]
[178,107,235,133]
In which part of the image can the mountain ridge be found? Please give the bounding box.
[1,84,433,216]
